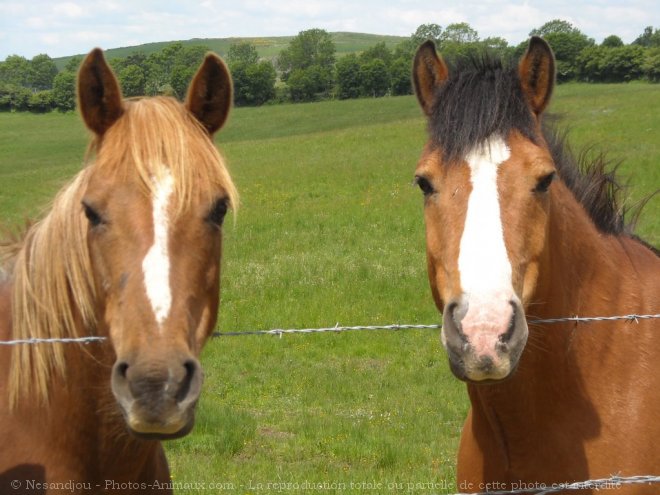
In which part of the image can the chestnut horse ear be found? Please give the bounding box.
[518,36,555,115]
[77,48,124,136]
[412,40,449,116]
[185,53,232,135]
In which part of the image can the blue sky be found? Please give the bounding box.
[0,0,658,59]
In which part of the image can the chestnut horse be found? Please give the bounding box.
[0,49,237,493]
[412,38,659,492]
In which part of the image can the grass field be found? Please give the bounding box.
[0,82,658,494]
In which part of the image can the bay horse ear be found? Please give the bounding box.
[185,53,232,135]
[519,36,555,115]
[77,48,124,136]
[413,40,449,116]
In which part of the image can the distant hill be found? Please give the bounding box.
[52,32,408,70]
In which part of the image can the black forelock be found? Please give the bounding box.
[428,53,537,162]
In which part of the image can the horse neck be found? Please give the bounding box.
[467,179,659,444]
[533,180,657,321]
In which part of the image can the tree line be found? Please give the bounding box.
[1,20,659,113]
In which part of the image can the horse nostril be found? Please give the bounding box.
[446,298,468,342]
[115,361,129,380]
[175,360,199,403]
[499,300,520,345]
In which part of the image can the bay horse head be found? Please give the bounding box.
[412,38,556,383]
[74,49,236,438]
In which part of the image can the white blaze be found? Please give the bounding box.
[458,138,513,302]
[142,171,174,326]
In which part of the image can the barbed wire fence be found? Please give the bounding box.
[0,313,658,345]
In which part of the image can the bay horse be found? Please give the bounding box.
[412,37,659,493]
[0,48,237,493]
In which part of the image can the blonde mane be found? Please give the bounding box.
[4,96,238,406]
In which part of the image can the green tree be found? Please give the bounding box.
[287,65,333,102]
[52,71,76,111]
[28,90,54,112]
[360,42,393,67]
[64,55,84,73]
[530,19,594,81]
[277,28,336,82]
[231,60,276,106]
[530,19,581,37]
[227,41,276,106]
[335,54,362,99]
[411,23,443,45]
[0,84,31,111]
[633,26,660,47]
[170,65,196,99]
[601,35,624,48]
[643,48,660,82]
[389,57,412,96]
[482,37,514,58]
[360,59,389,97]
[28,54,58,90]
[118,65,146,97]
[228,42,259,66]
[439,22,479,45]
[577,45,645,82]
[394,24,443,65]
[0,55,30,86]
[143,43,209,99]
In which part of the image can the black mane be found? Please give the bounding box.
[429,54,536,163]
[427,53,656,250]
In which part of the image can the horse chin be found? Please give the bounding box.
[448,354,521,385]
[128,420,195,441]
[115,401,198,441]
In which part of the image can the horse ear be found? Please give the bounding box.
[412,40,449,116]
[77,48,124,136]
[185,53,232,135]
[519,36,555,115]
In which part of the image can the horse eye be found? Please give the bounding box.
[207,198,228,227]
[82,202,103,227]
[414,176,435,196]
[534,172,556,193]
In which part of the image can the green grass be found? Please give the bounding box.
[0,83,658,493]
[52,32,407,69]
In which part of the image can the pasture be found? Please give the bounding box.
[0,82,658,493]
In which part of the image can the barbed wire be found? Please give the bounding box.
[0,336,106,346]
[213,314,660,338]
[0,314,657,345]
[450,474,660,495]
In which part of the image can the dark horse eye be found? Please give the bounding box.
[534,172,556,193]
[207,198,229,227]
[82,202,103,227]
[414,176,435,196]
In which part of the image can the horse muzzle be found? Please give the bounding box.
[441,295,528,382]
[111,354,203,439]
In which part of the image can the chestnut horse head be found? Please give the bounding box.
[9,48,237,439]
[412,37,556,383]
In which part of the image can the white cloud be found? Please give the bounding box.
[52,2,86,18]
[26,17,48,29]
[40,33,61,46]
